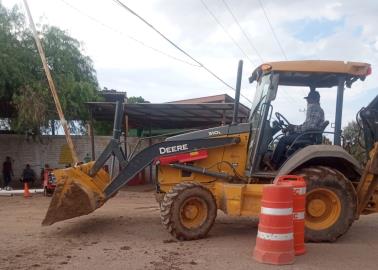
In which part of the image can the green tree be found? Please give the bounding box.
[0,3,101,134]
[127,96,150,104]
[343,121,366,163]
[93,94,150,136]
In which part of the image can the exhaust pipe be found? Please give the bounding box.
[232,60,243,125]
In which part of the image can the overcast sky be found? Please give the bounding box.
[3,0,378,128]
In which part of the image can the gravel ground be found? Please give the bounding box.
[1,185,378,270]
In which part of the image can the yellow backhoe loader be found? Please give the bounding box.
[43,60,378,242]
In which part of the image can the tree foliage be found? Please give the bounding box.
[127,96,150,104]
[0,3,101,134]
[343,121,366,163]
[93,94,150,136]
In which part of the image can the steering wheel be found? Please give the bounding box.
[275,112,291,129]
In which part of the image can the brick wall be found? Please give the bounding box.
[0,135,162,188]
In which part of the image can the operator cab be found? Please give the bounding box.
[246,60,371,176]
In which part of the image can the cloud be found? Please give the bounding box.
[3,0,377,127]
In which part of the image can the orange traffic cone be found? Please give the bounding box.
[23,182,31,198]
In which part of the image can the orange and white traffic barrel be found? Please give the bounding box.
[276,175,306,255]
[253,184,295,265]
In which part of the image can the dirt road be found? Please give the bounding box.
[1,185,377,270]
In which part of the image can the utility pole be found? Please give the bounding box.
[23,0,79,164]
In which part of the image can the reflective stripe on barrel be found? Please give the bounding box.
[257,231,294,241]
[261,207,293,216]
[293,211,305,220]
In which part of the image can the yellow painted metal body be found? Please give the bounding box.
[356,142,378,215]
[212,182,264,216]
[158,133,264,217]
[158,133,250,191]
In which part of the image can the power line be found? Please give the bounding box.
[218,0,303,106]
[221,0,264,63]
[112,0,253,104]
[213,0,296,108]
[58,0,200,67]
[199,0,255,67]
[256,0,308,101]
[257,0,288,60]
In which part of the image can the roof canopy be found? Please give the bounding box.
[87,102,250,129]
[250,60,371,88]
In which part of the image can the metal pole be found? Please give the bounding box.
[23,0,78,164]
[124,96,129,159]
[51,120,55,135]
[111,101,123,179]
[149,127,152,184]
[113,101,124,140]
[232,60,243,125]
[88,106,95,160]
[89,124,95,161]
[334,76,345,146]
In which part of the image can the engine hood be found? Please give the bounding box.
[166,123,250,141]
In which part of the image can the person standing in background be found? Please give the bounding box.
[2,156,13,189]
[22,164,36,187]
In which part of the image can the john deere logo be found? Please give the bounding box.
[159,144,189,155]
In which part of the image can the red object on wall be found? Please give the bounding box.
[276,175,307,256]
[127,171,146,186]
[155,150,208,165]
[253,184,295,265]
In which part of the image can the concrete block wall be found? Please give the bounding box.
[0,135,108,188]
[0,135,162,188]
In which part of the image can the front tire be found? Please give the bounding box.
[295,166,356,242]
[160,182,217,241]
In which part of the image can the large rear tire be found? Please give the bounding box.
[295,166,356,242]
[160,182,217,241]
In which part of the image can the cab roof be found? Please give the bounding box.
[250,60,371,88]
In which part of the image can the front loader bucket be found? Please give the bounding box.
[42,162,110,226]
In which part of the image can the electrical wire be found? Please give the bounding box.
[257,0,287,60]
[221,0,264,63]
[112,0,253,104]
[255,0,305,101]
[220,0,304,108]
[255,0,307,100]
[58,0,200,67]
[199,0,255,67]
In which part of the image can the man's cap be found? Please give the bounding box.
[304,90,320,101]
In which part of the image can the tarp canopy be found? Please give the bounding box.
[87,102,250,129]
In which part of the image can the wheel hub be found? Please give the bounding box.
[180,197,208,229]
[183,204,199,220]
[308,199,326,217]
[306,188,341,230]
